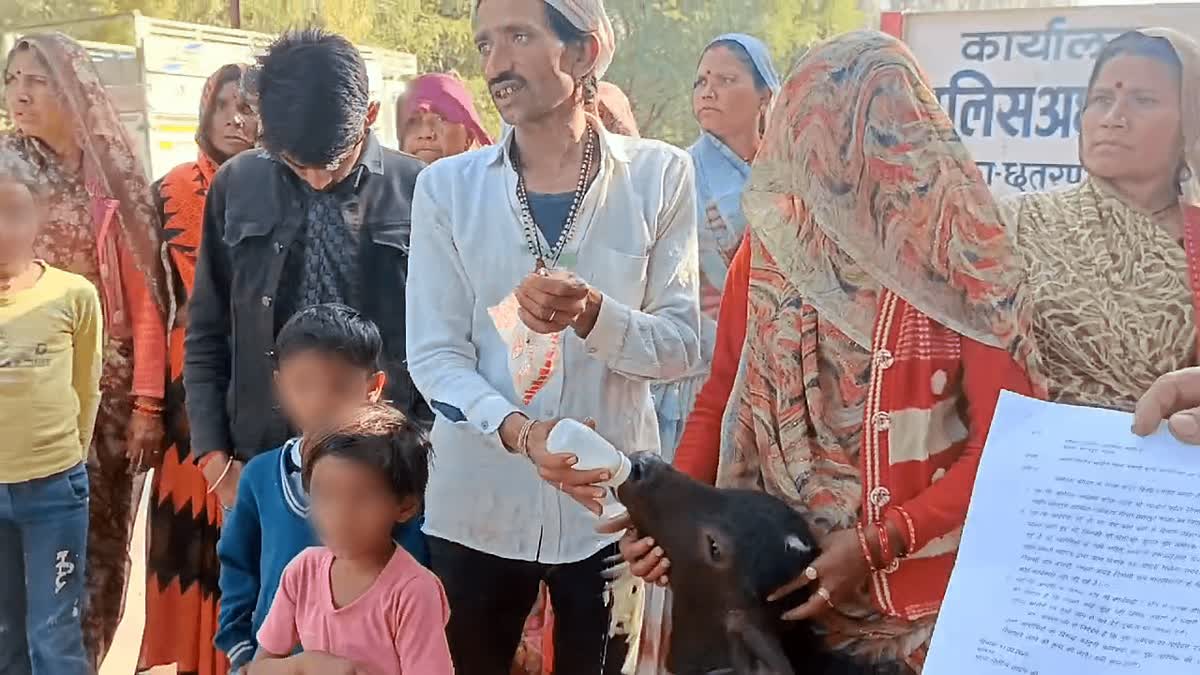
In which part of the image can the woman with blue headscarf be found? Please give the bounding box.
[651,33,781,456]
[618,33,780,675]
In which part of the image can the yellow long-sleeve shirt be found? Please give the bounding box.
[0,262,103,482]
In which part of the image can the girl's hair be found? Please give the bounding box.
[301,403,431,501]
[704,39,770,92]
[1088,31,1182,90]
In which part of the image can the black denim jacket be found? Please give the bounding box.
[183,134,432,461]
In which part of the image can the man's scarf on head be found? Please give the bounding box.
[476,0,615,78]
[544,0,615,78]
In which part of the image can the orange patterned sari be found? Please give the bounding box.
[138,64,245,675]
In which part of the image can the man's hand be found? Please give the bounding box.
[202,451,244,511]
[1133,367,1200,444]
[499,414,610,515]
[515,269,589,335]
[598,511,670,585]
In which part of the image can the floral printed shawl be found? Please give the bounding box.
[7,33,169,329]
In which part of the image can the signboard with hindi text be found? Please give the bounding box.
[882,4,1200,196]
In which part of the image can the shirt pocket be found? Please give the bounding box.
[222,217,276,250]
[585,245,650,309]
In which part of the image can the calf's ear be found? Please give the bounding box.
[725,613,794,675]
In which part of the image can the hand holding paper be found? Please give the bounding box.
[514,267,589,335]
[925,392,1200,675]
[1133,367,1200,444]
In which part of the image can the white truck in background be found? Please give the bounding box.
[881,3,1200,196]
[3,13,418,180]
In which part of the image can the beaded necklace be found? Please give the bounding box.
[512,126,597,269]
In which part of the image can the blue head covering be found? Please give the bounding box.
[688,33,780,299]
[704,33,781,96]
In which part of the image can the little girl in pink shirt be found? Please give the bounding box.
[246,404,453,675]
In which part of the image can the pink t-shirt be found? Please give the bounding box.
[256,546,453,675]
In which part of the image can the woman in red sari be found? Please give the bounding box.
[1,32,169,667]
[613,30,1044,672]
[137,63,259,675]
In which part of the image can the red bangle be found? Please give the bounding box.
[876,521,895,569]
[856,523,879,571]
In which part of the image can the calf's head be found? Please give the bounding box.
[616,452,822,675]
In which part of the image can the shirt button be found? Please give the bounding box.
[588,347,598,354]
[874,349,894,370]
[481,421,489,430]
[261,295,273,307]
[273,241,284,254]
[869,486,891,507]
[872,411,891,431]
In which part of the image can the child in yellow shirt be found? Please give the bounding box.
[0,157,101,675]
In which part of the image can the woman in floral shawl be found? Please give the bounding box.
[138,63,259,675]
[616,31,1041,673]
[1,32,170,666]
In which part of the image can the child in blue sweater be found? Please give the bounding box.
[215,304,427,672]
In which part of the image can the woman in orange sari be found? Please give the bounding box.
[138,63,259,675]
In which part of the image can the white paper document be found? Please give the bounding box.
[925,392,1200,675]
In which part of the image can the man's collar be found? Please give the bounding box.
[359,130,385,175]
[485,115,629,168]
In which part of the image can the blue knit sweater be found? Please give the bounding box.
[214,438,428,669]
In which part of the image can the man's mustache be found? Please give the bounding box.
[488,73,527,90]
